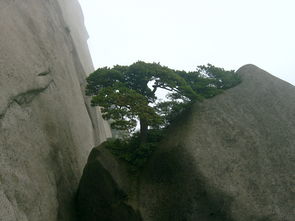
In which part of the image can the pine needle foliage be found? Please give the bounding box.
[86,61,241,169]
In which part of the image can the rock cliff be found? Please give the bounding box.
[1,1,294,220]
[138,65,295,220]
[0,0,110,220]
[77,65,295,221]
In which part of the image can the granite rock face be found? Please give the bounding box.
[76,147,142,221]
[138,65,295,221]
[0,0,110,220]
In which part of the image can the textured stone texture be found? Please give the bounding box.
[138,65,295,221]
[0,0,110,220]
[76,147,142,221]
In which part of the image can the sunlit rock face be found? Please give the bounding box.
[139,65,295,221]
[0,0,110,220]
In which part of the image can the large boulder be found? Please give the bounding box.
[138,65,295,221]
[76,147,142,221]
[0,0,110,220]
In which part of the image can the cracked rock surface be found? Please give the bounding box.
[0,0,110,220]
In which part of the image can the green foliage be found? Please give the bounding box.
[86,61,196,133]
[86,61,240,134]
[155,100,192,126]
[197,64,241,90]
[87,61,241,169]
[104,129,165,172]
[177,64,241,99]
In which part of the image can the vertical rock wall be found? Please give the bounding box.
[0,0,110,220]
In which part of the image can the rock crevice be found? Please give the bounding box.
[0,0,109,220]
[0,77,54,120]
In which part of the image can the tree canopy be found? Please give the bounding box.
[86,61,240,143]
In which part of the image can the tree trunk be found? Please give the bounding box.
[139,118,148,144]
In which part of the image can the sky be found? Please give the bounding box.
[78,0,295,86]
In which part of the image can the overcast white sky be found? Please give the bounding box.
[78,0,295,85]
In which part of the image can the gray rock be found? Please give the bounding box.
[76,147,142,221]
[0,0,110,220]
[138,65,295,221]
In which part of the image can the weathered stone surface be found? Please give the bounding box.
[0,0,110,220]
[138,65,295,221]
[76,147,142,221]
